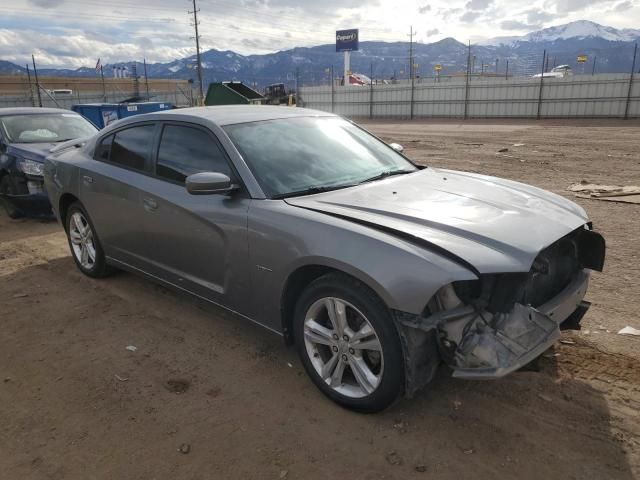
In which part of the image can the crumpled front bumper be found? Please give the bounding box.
[451,270,590,380]
[0,176,52,216]
[2,191,52,216]
[394,269,591,397]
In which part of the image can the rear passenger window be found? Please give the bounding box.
[156,125,230,184]
[95,134,113,161]
[107,125,155,171]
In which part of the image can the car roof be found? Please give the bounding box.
[0,107,76,117]
[128,105,336,127]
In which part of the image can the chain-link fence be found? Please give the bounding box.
[293,43,639,88]
[295,43,639,119]
[0,76,194,109]
[298,73,640,119]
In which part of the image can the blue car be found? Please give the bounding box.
[0,107,97,218]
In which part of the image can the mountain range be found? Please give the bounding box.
[1,20,638,88]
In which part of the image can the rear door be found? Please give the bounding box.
[136,122,252,313]
[80,123,159,270]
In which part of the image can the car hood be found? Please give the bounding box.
[285,168,588,274]
[6,142,57,163]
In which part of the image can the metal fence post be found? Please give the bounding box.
[624,43,638,120]
[331,65,335,113]
[25,64,35,107]
[464,41,471,119]
[410,71,415,120]
[537,49,546,120]
[369,63,374,119]
[31,55,42,108]
[295,67,301,107]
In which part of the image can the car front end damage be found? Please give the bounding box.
[0,144,52,216]
[393,225,605,398]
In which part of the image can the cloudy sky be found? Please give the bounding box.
[1,0,638,68]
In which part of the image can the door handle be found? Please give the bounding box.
[143,197,158,212]
[83,175,94,184]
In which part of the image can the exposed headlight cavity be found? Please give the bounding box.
[17,158,45,176]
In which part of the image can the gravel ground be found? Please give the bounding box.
[1,119,639,479]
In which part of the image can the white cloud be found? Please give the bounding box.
[0,0,638,68]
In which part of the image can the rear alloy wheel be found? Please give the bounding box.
[65,202,112,278]
[69,211,97,270]
[293,273,404,413]
[0,174,24,219]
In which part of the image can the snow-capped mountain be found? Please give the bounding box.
[1,20,638,85]
[482,20,640,46]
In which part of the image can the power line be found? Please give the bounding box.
[2,7,177,23]
[3,4,397,38]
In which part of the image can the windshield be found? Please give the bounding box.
[223,117,417,198]
[0,113,97,144]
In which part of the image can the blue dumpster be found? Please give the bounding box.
[71,102,173,129]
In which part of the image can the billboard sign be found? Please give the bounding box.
[336,29,359,52]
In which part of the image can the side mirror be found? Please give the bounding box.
[389,142,404,153]
[186,172,239,195]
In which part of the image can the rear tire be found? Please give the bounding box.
[0,174,24,219]
[65,202,113,278]
[293,273,405,413]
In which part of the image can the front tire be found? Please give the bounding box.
[293,273,405,413]
[65,202,112,278]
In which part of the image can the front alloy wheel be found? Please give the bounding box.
[304,297,383,398]
[294,273,404,413]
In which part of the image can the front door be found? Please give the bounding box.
[136,123,252,313]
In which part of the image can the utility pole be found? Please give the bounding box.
[143,58,150,101]
[25,64,35,107]
[505,59,509,80]
[592,56,597,76]
[408,25,416,119]
[31,55,42,108]
[495,58,499,74]
[189,0,204,105]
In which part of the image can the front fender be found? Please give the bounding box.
[248,200,477,332]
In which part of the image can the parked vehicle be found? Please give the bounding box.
[342,73,372,86]
[72,102,173,129]
[44,106,605,412]
[0,107,97,218]
[264,83,295,105]
[533,65,573,78]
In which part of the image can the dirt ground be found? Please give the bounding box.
[1,119,639,480]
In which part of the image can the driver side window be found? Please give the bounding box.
[155,125,231,184]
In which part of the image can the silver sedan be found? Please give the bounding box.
[44,106,605,412]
